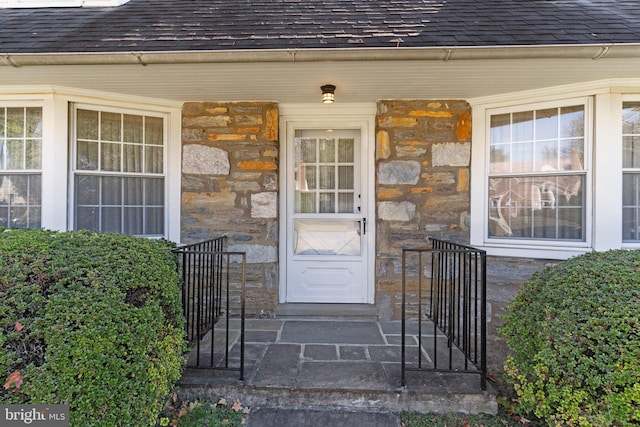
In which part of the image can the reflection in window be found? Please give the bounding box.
[488,104,586,240]
[74,107,165,236]
[623,102,640,242]
[0,107,42,229]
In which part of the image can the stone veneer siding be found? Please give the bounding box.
[375,100,473,320]
[181,102,279,317]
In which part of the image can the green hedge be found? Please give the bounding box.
[500,250,640,426]
[0,229,186,426]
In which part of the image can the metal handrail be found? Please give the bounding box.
[401,238,487,390]
[173,237,246,380]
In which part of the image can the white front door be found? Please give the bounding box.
[284,125,371,303]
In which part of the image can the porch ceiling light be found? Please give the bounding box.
[321,84,336,104]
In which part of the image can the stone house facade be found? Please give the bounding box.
[1,1,639,341]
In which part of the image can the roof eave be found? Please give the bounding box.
[2,43,639,67]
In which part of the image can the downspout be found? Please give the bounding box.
[0,43,638,67]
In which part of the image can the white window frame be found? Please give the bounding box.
[69,102,169,237]
[471,95,595,259]
[0,89,181,242]
[0,101,44,229]
[621,94,640,249]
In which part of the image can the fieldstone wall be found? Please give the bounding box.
[181,102,279,317]
[375,100,473,320]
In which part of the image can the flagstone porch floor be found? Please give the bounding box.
[177,318,497,416]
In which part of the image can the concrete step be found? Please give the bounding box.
[178,371,497,415]
[275,303,379,320]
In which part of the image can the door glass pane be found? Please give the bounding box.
[319,192,335,213]
[319,166,335,190]
[319,138,335,162]
[294,130,358,214]
[338,138,354,162]
[294,220,361,256]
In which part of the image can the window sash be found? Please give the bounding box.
[622,101,640,242]
[487,102,587,242]
[72,105,166,237]
[0,106,43,229]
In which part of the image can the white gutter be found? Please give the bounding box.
[2,43,639,67]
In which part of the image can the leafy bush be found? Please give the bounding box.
[0,229,186,426]
[500,250,640,426]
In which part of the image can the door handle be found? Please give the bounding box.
[362,218,367,235]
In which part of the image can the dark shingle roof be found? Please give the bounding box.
[1,0,640,54]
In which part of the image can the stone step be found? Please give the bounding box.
[178,373,497,415]
[274,303,379,321]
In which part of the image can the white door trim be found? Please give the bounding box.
[278,103,376,304]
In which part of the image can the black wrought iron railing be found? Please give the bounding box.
[401,238,487,390]
[172,236,245,380]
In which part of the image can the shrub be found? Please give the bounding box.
[0,229,186,426]
[500,250,640,426]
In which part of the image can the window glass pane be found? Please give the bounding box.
[622,173,640,242]
[101,176,121,205]
[490,114,510,143]
[623,102,640,134]
[145,146,163,174]
[6,140,24,169]
[75,175,99,204]
[124,144,143,173]
[123,207,143,235]
[76,206,99,231]
[488,175,584,240]
[29,175,41,205]
[0,109,4,138]
[145,116,164,146]
[77,140,99,170]
[145,178,164,205]
[145,207,164,235]
[535,140,558,171]
[0,174,42,229]
[511,142,533,173]
[512,111,534,142]
[623,136,640,168]
[123,177,143,205]
[101,142,121,172]
[6,108,24,138]
[25,108,42,138]
[123,114,143,144]
[489,145,510,174]
[77,109,99,140]
[101,112,121,142]
[101,206,121,233]
[25,140,41,169]
[560,105,585,138]
[559,139,584,171]
[535,108,558,140]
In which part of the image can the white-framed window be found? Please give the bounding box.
[487,99,589,242]
[71,104,166,237]
[623,101,640,243]
[0,105,42,229]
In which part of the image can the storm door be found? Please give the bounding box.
[285,128,369,302]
